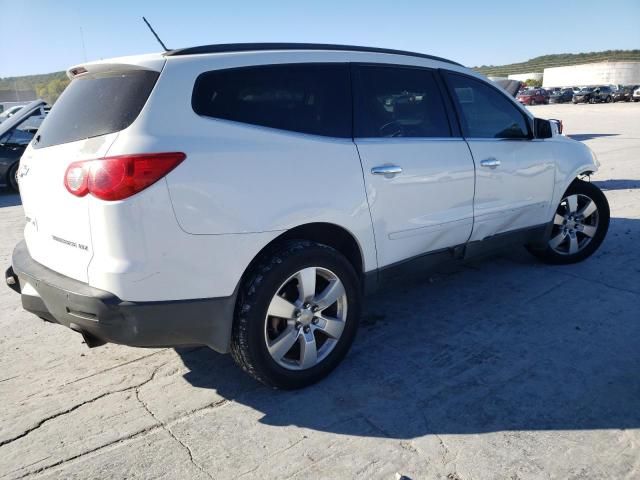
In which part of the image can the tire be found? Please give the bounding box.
[230,240,361,389]
[8,163,19,192]
[606,96,612,103]
[529,180,609,265]
[530,99,536,106]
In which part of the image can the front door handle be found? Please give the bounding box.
[371,165,403,177]
[480,158,501,168]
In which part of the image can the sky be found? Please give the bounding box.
[2,0,639,77]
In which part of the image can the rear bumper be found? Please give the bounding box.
[7,240,236,353]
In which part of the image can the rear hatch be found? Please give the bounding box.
[18,58,164,282]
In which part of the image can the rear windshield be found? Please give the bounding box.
[33,69,159,149]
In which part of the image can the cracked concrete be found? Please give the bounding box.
[134,380,215,480]
[1,103,639,479]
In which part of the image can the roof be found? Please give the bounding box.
[165,43,461,66]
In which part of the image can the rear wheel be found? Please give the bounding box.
[606,96,613,103]
[8,163,19,192]
[529,180,609,265]
[230,240,361,389]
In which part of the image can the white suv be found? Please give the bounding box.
[6,43,609,389]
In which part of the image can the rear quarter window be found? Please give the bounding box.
[191,63,352,138]
[33,70,159,149]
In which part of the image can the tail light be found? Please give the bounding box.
[64,152,185,201]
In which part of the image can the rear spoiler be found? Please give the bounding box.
[66,54,166,80]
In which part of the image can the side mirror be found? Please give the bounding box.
[548,118,563,135]
[534,118,553,139]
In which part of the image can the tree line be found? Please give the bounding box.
[475,49,640,77]
[0,71,69,105]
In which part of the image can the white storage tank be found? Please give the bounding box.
[508,72,543,82]
[543,61,640,87]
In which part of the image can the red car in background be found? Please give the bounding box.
[516,88,549,105]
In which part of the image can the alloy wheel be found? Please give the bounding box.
[8,164,19,192]
[549,193,599,255]
[264,266,347,370]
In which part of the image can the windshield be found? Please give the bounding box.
[33,69,159,149]
[0,109,42,146]
[0,106,23,120]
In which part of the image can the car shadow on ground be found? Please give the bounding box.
[568,133,619,141]
[593,179,640,191]
[0,190,21,208]
[176,217,640,439]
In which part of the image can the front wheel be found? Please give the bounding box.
[529,180,609,265]
[8,163,19,192]
[230,240,361,389]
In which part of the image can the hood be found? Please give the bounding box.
[0,99,46,138]
[493,79,522,97]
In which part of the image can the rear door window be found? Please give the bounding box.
[33,69,159,149]
[353,65,451,138]
[192,63,352,138]
[444,72,530,139]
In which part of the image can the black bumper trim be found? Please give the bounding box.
[9,240,236,353]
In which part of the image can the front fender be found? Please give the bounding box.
[549,137,599,213]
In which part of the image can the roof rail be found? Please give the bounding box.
[165,42,462,66]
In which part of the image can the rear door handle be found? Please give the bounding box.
[371,165,403,177]
[480,158,501,168]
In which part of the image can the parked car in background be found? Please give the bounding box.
[633,87,640,102]
[0,100,48,191]
[612,86,634,102]
[516,88,549,105]
[0,105,26,124]
[573,87,595,104]
[5,44,610,389]
[491,79,522,97]
[19,104,49,129]
[590,86,614,103]
[549,88,574,104]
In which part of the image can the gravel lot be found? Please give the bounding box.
[1,103,639,480]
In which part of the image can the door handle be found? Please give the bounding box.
[480,158,501,168]
[371,165,403,177]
